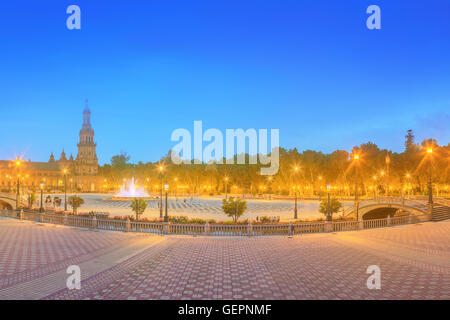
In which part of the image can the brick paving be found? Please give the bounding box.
[73,194,354,220]
[0,218,137,290]
[0,217,449,300]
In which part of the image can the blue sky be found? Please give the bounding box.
[0,0,449,164]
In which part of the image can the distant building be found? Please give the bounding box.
[0,101,102,192]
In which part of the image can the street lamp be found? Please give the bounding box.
[405,173,411,196]
[293,186,298,220]
[5,175,11,192]
[224,176,229,199]
[164,184,169,222]
[352,154,360,220]
[158,165,164,218]
[40,183,44,213]
[372,175,378,200]
[63,169,68,211]
[174,177,178,200]
[14,159,22,208]
[267,176,273,200]
[326,184,332,222]
[426,148,433,205]
[294,167,299,219]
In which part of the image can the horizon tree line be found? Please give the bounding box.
[98,130,450,198]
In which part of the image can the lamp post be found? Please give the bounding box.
[40,183,44,213]
[385,153,391,197]
[294,166,299,220]
[327,184,332,222]
[224,177,229,199]
[15,160,21,208]
[405,173,411,196]
[16,176,20,208]
[164,184,169,222]
[267,176,273,200]
[427,148,433,205]
[63,169,68,212]
[353,154,360,220]
[159,165,164,218]
[372,175,377,200]
[380,170,385,196]
[6,175,11,193]
[174,177,178,200]
[317,176,323,198]
[294,186,298,219]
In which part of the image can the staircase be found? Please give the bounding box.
[432,205,450,221]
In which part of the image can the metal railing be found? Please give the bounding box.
[1,209,432,237]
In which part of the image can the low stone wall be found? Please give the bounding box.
[1,208,432,237]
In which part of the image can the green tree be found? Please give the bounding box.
[405,129,415,151]
[222,197,247,222]
[319,198,342,218]
[111,152,131,168]
[67,196,84,214]
[130,198,147,220]
[27,192,36,209]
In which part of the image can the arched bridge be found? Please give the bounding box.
[0,192,17,210]
[346,197,449,221]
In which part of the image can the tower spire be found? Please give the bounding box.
[77,100,98,175]
[83,99,91,127]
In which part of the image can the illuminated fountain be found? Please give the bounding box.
[111,177,151,200]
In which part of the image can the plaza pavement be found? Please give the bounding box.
[0,216,448,300]
[67,194,354,221]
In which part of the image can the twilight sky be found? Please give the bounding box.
[0,0,449,164]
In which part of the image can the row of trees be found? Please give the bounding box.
[23,194,84,214]
[99,131,449,197]
[130,197,248,222]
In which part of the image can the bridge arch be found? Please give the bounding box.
[358,204,425,220]
[0,193,16,210]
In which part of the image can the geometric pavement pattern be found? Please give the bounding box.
[76,195,356,214]
[0,217,449,300]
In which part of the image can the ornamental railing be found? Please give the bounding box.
[1,209,432,237]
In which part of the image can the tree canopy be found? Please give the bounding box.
[68,196,84,214]
[222,197,247,222]
[319,198,343,217]
[130,198,147,220]
[98,132,450,198]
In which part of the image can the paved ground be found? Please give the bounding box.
[45,194,355,220]
[0,216,448,300]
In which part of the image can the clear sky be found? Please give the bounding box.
[0,0,449,164]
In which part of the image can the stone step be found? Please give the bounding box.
[432,205,450,221]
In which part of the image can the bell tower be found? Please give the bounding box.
[76,99,98,175]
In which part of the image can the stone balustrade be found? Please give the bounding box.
[0,209,433,237]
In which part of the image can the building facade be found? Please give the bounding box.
[0,102,103,193]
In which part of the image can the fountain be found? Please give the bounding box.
[111,177,151,200]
